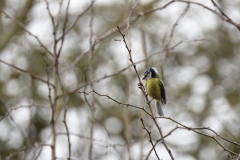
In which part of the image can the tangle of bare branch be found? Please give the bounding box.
[117,26,175,160]
[158,116,240,156]
[0,8,54,57]
[0,59,54,87]
[4,143,51,160]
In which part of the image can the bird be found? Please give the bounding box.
[142,67,167,116]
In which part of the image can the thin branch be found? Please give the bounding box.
[41,51,54,109]
[55,0,64,31]
[210,0,240,30]
[33,141,47,160]
[88,2,95,160]
[146,126,178,159]
[58,85,71,160]
[57,0,71,57]
[56,0,95,41]
[165,3,190,51]
[57,132,137,153]
[0,100,32,149]
[123,0,140,34]
[57,1,72,159]
[174,0,240,30]
[176,126,240,147]
[54,40,72,160]
[44,3,72,158]
[4,143,51,160]
[0,104,49,122]
[44,0,56,31]
[158,116,239,156]
[140,118,160,160]
[0,59,54,87]
[79,90,152,117]
[145,126,179,160]
[117,26,142,83]
[1,9,54,57]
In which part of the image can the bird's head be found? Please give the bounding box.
[142,67,160,80]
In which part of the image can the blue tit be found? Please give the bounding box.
[142,67,167,116]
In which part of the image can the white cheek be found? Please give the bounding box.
[146,73,152,80]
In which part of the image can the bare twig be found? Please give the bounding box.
[53,37,72,160]
[44,0,56,31]
[88,2,95,160]
[165,3,190,52]
[56,0,95,41]
[33,141,47,160]
[55,0,64,31]
[57,0,71,57]
[57,1,72,159]
[40,48,56,160]
[140,118,160,160]
[50,70,56,160]
[158,116,239,156]
[60,90,71,160]
[117,26,142,83]
[0,100,32,149]
[4,143,51,160]
[54,3,72,160]
[79,90,152,117]
[1,9,54,57]
[41,51,54,109]
[145,126,179,160]
[0,104,49,122]
[57,132,137,153]
[0,59,54,87]
[210,0,240,30]
[43,11,56,159]
[174,0,240,30]
[123,0,140,34]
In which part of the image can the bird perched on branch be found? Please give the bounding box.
[142,67,167,116]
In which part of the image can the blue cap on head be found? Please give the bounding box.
[143,67,157,80]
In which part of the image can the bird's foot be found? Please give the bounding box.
[147,98,153,105]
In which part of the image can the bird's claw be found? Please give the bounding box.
[138,82,143,87]
[147,98,153,105]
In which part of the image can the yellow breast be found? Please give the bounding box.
[144,78,161,101]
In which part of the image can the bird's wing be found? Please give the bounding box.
[158,79,167,104]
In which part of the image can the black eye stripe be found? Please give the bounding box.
[150,68,156,77]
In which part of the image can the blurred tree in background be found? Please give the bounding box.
[0,0,240,160]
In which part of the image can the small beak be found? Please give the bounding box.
[142,75,146,80]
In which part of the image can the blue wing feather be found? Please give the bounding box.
[158,79,167,104]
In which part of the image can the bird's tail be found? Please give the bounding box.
[156,101,164,116]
